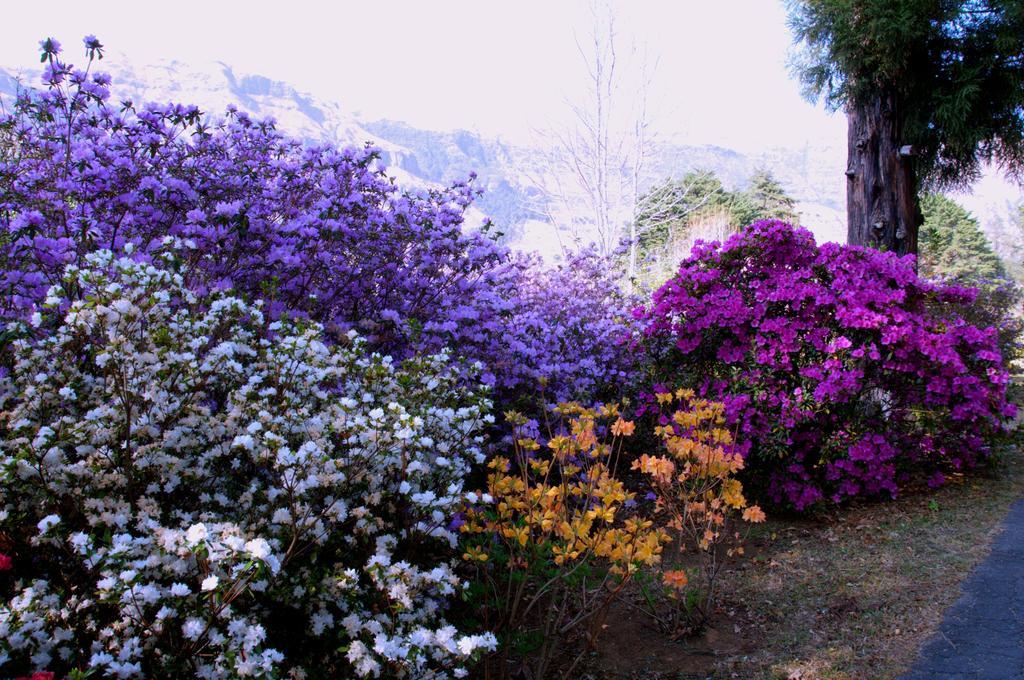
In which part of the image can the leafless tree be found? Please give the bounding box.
[524,2,723,287]
[525,1,654,269]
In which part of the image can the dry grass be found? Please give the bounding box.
[582,449,1024,679]
[716,450,1024,679]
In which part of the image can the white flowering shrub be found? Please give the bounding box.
[0,250,496,678]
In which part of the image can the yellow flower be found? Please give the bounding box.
[517,437,541,451]
[548,435,573,457]
[711,427,733,444]
[575,427,598,451]
[529,459,551,475]
[587,506,616,523]
[503,525,530,547]
[721,478,747,509]
[632,454,675,481]
[463,546,489,563]
[503,410,527,426]
[552,544,580,565]
[673,410,698,428]
[674,387,695,400]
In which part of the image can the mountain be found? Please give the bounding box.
[2,56,1017,260]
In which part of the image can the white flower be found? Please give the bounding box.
[136,584,160,603]
[2,255,493,677]
[37,514,60,534]
[456,633,497,656]
[185,523,208,544]
[69,532,91,553]
[244,538,271,560]
[182,618,205,640]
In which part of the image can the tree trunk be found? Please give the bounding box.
[845,91,921,258]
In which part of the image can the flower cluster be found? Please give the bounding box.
[497,249,639,404]
[632,389,764,634]
[0,251,495,678]
[458,404,669,678]
[0,37,635,409]
[638,220,1016,508]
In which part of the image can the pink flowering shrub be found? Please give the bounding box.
[638,220,1016,509]
[0,37,635,408]
[0,249,497,678]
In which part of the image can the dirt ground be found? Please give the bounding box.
[574,450,1024,679]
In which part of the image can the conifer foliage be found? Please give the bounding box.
[919,194,1007,282]
[789,0,1024,254]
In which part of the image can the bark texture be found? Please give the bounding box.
[845,92,921,257]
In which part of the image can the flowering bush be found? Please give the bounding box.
[632,389,764,634]
[0,250,496,678]
[498,250,639,405]
[638,220,1016,509]
[458,404,668,678]
[0,37,635,408]
[939,278,1024,375]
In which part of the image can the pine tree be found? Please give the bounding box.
[743,169,799,223]
[634,170,728,256]
[631,169,804,287]
[919,194,1007,281]
[788,0,1024,257]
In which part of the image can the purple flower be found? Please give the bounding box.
[39,38,61,55]
[0,38,639,421]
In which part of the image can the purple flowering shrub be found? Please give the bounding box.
[638,220,1016,509]
[499,249,638,403]
[0,37,635,407]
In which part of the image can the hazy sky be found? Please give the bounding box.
[1,0,845,152]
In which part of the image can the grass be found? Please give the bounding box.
[582,449,1024,679]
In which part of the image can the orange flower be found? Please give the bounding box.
[662,569,689,589]
[632,454,675,483]
[742,505,766,523]
[611,418,635,437]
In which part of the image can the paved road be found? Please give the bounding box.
[902,499,1024,679]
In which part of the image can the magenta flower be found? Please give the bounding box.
[640,220,1015,508]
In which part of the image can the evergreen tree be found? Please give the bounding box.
[919,194,1007,281]
[634,170,729,256]
[742,168,799,223]
[789,0,1024,257]
[631,169,802,287]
